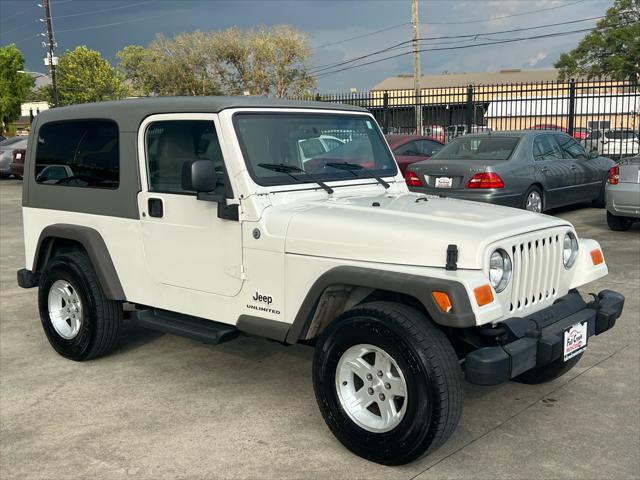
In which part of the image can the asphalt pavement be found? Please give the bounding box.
[1,178,638,480]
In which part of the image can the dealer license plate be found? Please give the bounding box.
[435,176,453,188]
[563,321,588,361]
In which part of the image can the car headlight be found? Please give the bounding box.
[489,249,512,293]
[563,232,578,269]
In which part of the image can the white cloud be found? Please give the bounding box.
[527,51,550,67]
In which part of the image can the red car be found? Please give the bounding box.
[385,135,444,174]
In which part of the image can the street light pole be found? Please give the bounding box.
[43,0,58,106]
[412,0,422,134]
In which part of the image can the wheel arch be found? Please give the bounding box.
[32,224,126,301]
[285,266,475,344]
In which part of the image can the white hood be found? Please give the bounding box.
[270,193,570,270]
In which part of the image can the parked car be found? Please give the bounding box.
[586,129,639,158]
[0,136,28,178]
[405,130,614,212]
[385,135,443,174]
[421,124,445,142]
[445,124,492,139]
[16,98,623,465]
[298,135,345,163]
[605,155,640,231]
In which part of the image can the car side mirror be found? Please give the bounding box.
[182,159,223,201]
[588,149,599,159]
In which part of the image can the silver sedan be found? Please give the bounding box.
[405,130,615,212]
[606,155,640,231]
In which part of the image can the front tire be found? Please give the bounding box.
[607,211,632,231]
[312,302,462,465]
[38,251,122,361]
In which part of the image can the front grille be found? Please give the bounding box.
[509,233,562,312]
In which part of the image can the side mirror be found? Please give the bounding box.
[182,159,222,201]
[588,149,599,159]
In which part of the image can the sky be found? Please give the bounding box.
[0,0,613,92]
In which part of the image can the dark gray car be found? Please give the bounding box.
[405,130,615,212]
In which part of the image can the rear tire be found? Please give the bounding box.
[312,302,462,465]
[513,353,582,384]
[607,211,632,231]
[522,186,544,213]
[38,251,122,361]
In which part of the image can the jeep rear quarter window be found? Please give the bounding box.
[35,120,119,188]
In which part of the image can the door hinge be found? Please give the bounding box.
[225,264,247,280]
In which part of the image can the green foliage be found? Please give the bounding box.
[0,44,33,134]
[57,46,129,106]
[555,0,640,81]
[117,25,316,98]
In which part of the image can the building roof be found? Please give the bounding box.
[372,68,562,90]
[35,96,367,131]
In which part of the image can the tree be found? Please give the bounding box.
[57,46,129,106]
[117,26,316,98]
[0,44,33,134]
[555,0,640,81]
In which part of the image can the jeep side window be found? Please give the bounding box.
[145,120,226,194]
[35,120,119,188]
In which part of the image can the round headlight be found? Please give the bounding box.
[563,232,578,269]
[489,249,512,293]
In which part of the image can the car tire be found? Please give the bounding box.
[38,251,122,361]
[606,211,632,231]
[522,186,544,213]
[513,353,583,385]
[591,181,606,208]
[312,301,462,465]
[12,175,22,180]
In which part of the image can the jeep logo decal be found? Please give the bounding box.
[252,291,273,305]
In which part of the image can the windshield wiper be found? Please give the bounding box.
[257,163,333,194]
[323,162,390,189]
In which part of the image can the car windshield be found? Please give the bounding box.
[233,113,397,186]
[431,136,519,161]
[605,130,637,140]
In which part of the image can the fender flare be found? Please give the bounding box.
[32,224,126,301]
[285,266,476,343]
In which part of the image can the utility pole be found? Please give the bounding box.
[43,0,58,106]
[412,0,422,134]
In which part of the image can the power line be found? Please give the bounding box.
[424,0,591,25]
[53,0,154,20]
[55,11,169,34]
[311,0,596,50]
[313,22,410,50]
[309,15,605,74]
[314,25,623,79]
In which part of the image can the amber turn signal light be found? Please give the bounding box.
[590,249,604,265]
[474,284,494,307]
[432,291,452,313]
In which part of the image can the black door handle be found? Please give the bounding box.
[148,198,163,218]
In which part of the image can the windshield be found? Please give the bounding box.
[431,136,519,161]
[233,113,397,187]
[605,130,638,140]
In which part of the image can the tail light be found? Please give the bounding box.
[466,172,505,189]
[608,165,619,185]
[405,170,423,187]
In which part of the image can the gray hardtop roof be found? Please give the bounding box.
[35,96,369,132]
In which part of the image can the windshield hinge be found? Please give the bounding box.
[446,244,458,271]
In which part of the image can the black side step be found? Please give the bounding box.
[135,309,239,345]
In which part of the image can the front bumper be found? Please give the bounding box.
[465,290,624,385]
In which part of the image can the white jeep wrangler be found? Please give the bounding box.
[18,97,624,465]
